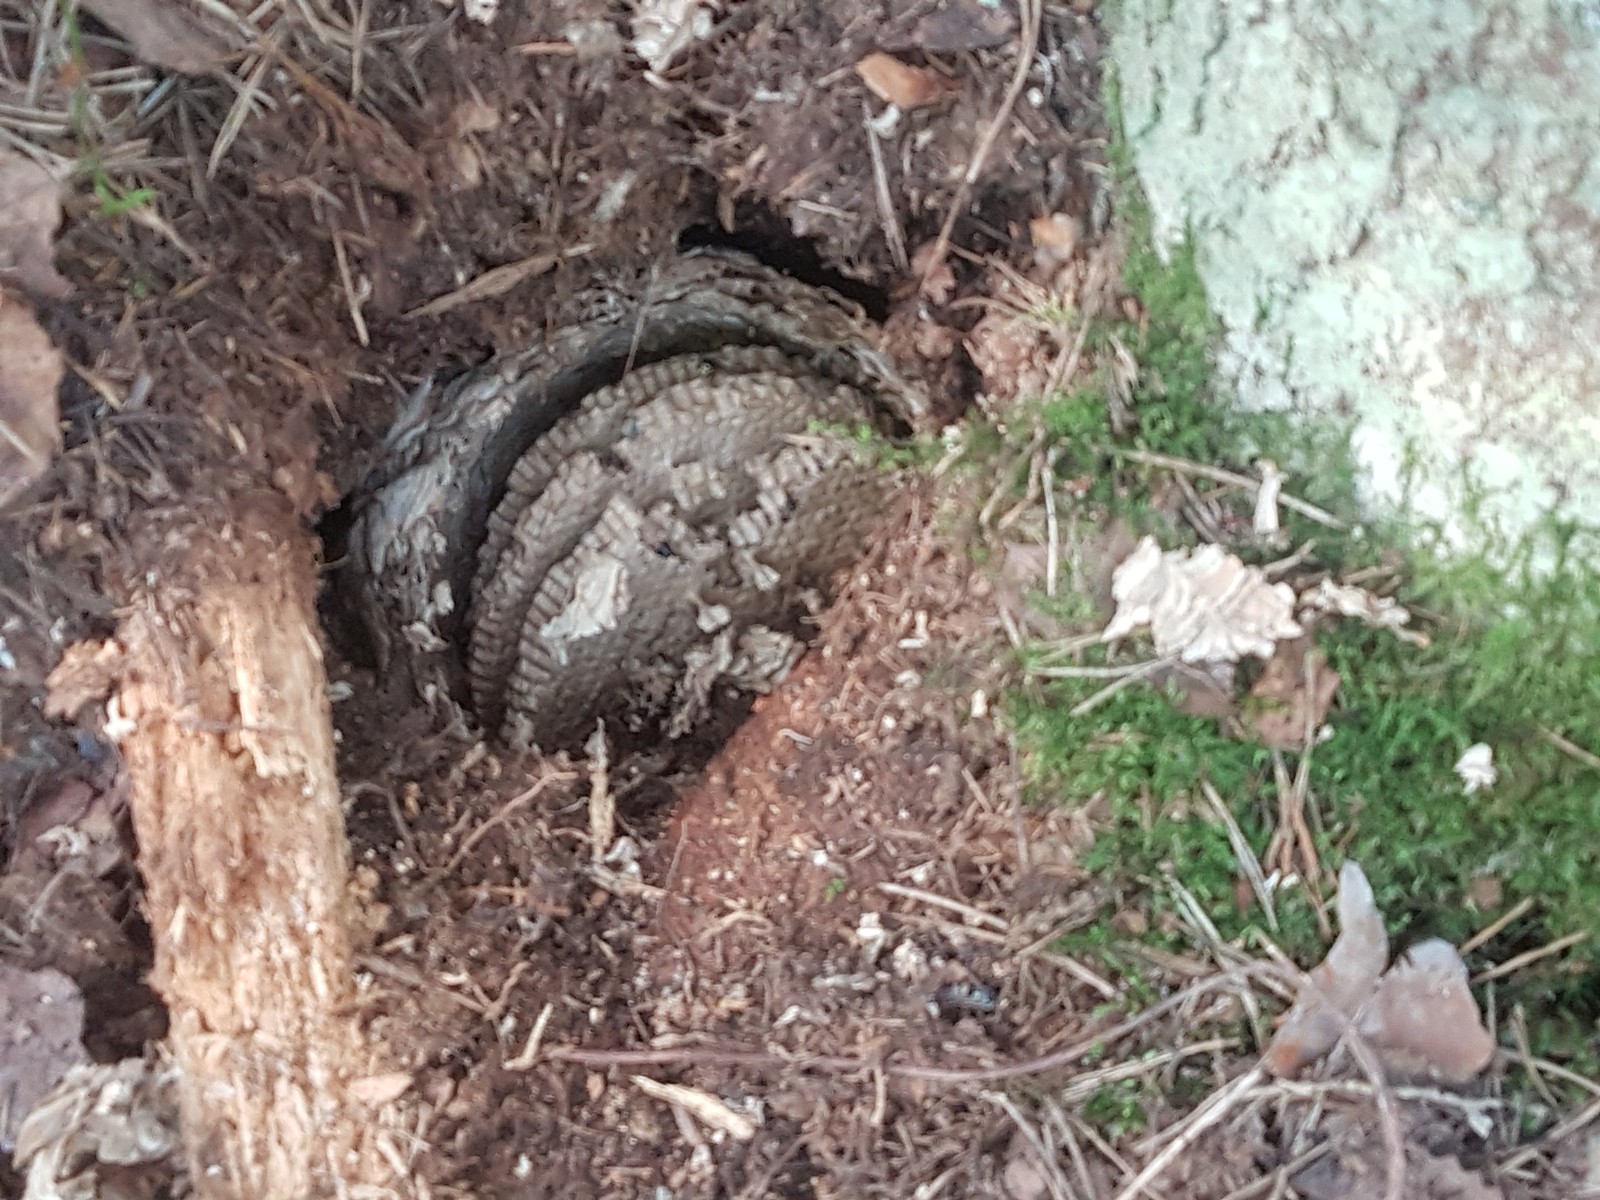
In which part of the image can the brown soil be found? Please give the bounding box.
[0,1,1585,1198]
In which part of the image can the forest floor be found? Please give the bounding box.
[0,1,1596,1197]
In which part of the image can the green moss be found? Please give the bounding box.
[1083,1078,1149,1137]
[1017,553,1600,1062]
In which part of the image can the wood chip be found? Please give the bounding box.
[855,53,958,110]
[631,1076,757,1140]
[405,246,590,319]
[347,1072,413,1107]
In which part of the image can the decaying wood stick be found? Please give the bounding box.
[109,493,406,1199]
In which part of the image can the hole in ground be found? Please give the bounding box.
[678,200,891,321]
[319,244,910,774]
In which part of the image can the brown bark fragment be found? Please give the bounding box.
[111,493,404,1199]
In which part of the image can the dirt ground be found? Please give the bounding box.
[0,1,1592,1197]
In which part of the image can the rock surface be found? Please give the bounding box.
[1109,0,1600,560]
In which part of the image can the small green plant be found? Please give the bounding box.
[823,876,848,902]
[1082,1078,1149,1138]
[90,170,155,218]
[808,419,944,473]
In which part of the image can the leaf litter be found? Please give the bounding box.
[0,2,1587,1200]
[1266,861,1495,1085]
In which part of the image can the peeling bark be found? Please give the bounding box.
[110,493,403,1199]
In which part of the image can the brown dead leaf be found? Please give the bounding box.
[1029,213,1081,250]
[1265,862,1388,1077]
[1292,1111,1504,1200]
[0,965,87,1152]
[79,0,233,75]
[909,240,956,304]
[1244,637,1339,749]
[1167,661,1237,720]
[1357,940,1496,1084]
[855,52,959,110]
[0,151,67,299]
[1267,864,1495,1085]
[0,291,64,507]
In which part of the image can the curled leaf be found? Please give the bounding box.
[1357,940,1496,1084]
[855,52,958,110]
[1266,862,1495,1084]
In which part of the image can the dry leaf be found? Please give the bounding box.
[79,0,233,75]
[0,151,67,299]
[1265,861,1387,1077]
[1029,213,1081,270]
[910,240,956,304]
[1357,940,1496,1084]
[0,291,64,508]
[1266,862,1495,1085]
[14,1055,182,1194]
[884,0,1016,53]
[1244,638,1340,750]
[1291,1111,1505,1200]
[0,966,86,1152]
[1104,537,1302,663]
[855,52,958,110]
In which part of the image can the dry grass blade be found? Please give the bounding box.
[1200,779,1277,933]
[1457,895,1535,956]
[862,101,907,271]
[1117,448,1346,530]
[432,771,577,878]
[405,246,591,319]
[984,1090,1075,1200]
[1471,929,1586,984]
[1067,656,1177,717]
[208,38,275,177]
[1538,725,1600,770]
[875,881,1008,930]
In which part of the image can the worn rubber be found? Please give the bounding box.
[470,354,883,747]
